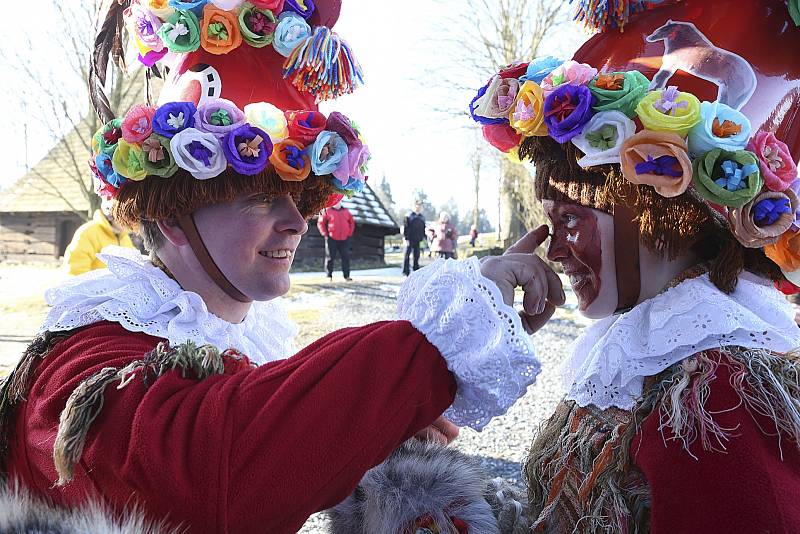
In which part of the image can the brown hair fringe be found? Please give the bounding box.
[113,167,336,230]
[519,136,786,293]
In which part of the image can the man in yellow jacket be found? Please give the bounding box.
[63,200,135,275]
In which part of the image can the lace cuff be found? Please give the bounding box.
[397,257,539,431]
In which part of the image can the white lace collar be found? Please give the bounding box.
[40,246,298,365]
[564,272,800,410]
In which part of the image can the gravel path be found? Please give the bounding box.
[295,273,584,533]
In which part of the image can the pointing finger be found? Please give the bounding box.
[504,225,550,256]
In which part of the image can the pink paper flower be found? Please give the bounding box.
[540,60,598,95]
[747,130,798,192]
[121,104,157,144]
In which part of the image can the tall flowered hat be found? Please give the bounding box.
[89,0,368,302]
[471,0,800,298]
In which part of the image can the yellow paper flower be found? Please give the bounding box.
[244,102,289,143]
[145,0,175,19]
[111,140,148,181]
[635,88,701,137]
[508,81,548,137]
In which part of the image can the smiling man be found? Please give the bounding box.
[471,0,800,532]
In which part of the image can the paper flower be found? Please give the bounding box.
[94,153,126,188]
[209,0,244,8]
[325,112,360,147]
[692,149,763,208]
[286,110,327,144]
[588,70,649,118]
[747,130,798,192]
[687,101,751,157]
[636,88,701,137]
[221,124,272,175]
[471,75,520,121]
[619,131,692,197]
[243,102,288,143]
[283,0,315,20]
[571,110,637,168]
[324,193,344,208]
[238,3,277,48]
[333,143,370,185]
[269,139,311,181]
[171,128,227,179]
[250,0,284,10]
[157,10,201,53]
[309,131,348,175]
[167,0,207,16]
[790,0,800,26]
[507,80,547,137]
[111,140,148,181]
[272,12,311,57]
[469,78,509,126]
[195,98,246,137]
[482,123,522,153]
[765,228,800,272]
[92,119,124,156]
[200,5,242,55]
[519,56,563,85]
[141,134,179,178]
[121,104,157,144]
[543,84,595,143]
[142,0,175,19]
[133,34,168,67]
[540,61,598,95]
[338,176,365,193]
[729,189,799,248]
[125,4,165,52]
[152,102,197,138]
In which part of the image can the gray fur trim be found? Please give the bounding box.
[328,439,526,534]
[0,483,182,534]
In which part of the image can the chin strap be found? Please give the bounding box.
[176,213,252,304]
[613,204,641,312]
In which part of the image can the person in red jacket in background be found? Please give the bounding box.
[317,199,356,281]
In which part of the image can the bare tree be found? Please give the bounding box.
[428,0,573,245]
[2,0,138,220]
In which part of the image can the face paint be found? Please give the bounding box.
[543,199,619,318]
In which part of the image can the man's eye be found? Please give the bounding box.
[562,214,579,228]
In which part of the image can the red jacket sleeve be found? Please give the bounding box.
[18,321,456,534]
[633,359,800,534]
[347,210,355,237]
[316,211,328,236]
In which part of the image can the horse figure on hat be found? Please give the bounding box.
[646,19,757,110]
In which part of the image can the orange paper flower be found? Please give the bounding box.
[269,139,311,181]
[595,73,624,91]
[619,131,693,197]
[765,229,800,272]
[200,5,242,55]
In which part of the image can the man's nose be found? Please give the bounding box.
[273,195,308,236]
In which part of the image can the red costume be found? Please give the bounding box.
[317,205,355,240]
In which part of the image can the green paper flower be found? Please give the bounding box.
[790,0,800,26]
[585,124,618,150]
[92,119,123,157]
[141,135,178,178]
[157,10,201,54]
[589,70,650,118]
[692,148,763,208]
[111,140,147,181]
[238,3,277,48]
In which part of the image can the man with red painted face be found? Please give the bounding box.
[0,2,566,533]
[470,0,800,532]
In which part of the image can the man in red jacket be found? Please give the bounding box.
[317,199,356,281]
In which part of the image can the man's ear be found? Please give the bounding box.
[157,219,189,247]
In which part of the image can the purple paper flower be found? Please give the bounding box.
[325,112,361,147]
[195,98,246,137]
[543,84,595,143]
[635,155,682,177]
[469,80,508,126]
[283,0,315,19]
[222,124,272,175]
[152,102,198,138]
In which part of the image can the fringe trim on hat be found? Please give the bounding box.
[113,167,335,230]
[52,341,248,486]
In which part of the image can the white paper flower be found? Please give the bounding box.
[210,0,244,9]
[571,110,636,168]
[171,128,228,179]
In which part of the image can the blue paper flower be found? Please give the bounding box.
[167,0,207,16]
[95,153,126,188]
[519,56,563,85]
[687,101,752,157]
[152,102,198,138]
[309,131,348,176]
[338,176,365,193]
[272,12,311,57]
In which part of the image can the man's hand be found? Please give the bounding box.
[414,415,460,445]
[480,225,565,334]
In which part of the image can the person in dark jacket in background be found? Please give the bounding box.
[317,200,356,281]
[402,200,427,275]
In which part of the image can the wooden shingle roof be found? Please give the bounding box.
[334,183,399,234]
